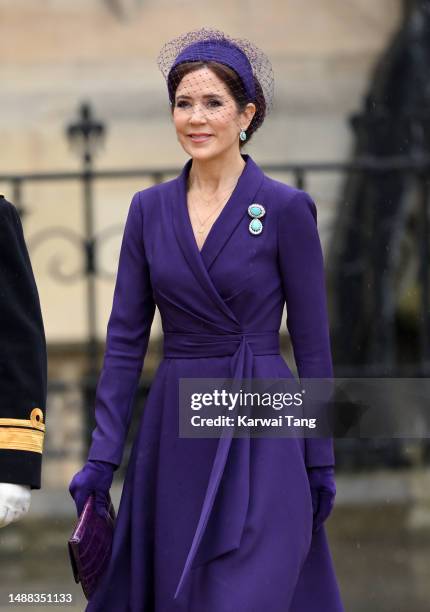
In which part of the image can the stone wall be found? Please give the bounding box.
[0,0,403,342]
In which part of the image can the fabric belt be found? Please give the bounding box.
[163,330,280,599]
[164,330,280,361]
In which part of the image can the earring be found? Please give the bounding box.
[239,129,247,142]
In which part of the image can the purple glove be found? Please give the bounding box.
[307,465,336,533]
[69,460,115,518]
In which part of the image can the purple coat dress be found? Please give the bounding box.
[85,153,344,611]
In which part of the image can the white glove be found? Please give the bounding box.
[0,483,31,528]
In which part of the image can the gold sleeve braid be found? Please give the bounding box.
[0,408,45,453]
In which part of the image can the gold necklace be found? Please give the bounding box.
[195,183,239,207]
[190,198,226,234]
[187,170,243,239]
[187,173,242,207]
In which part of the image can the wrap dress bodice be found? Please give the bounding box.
[86,153,343,611]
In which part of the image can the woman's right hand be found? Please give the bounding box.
[69,460,115,518]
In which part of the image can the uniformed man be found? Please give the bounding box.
[0,195,47,528]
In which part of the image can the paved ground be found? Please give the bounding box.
[1,471,430,611]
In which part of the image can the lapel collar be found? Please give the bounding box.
[172,157,238,326]
[200,154,265,271]
[172,154,265,327]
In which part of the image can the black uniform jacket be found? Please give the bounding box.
[0,195,47,489]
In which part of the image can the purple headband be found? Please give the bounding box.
[158,28,275,131]
[167,38,256,104]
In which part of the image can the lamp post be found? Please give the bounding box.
[66,101,106,446]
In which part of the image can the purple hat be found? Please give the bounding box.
[169,38,256,102]
[157,27,274,114]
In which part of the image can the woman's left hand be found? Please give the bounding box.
[307,466,336,533]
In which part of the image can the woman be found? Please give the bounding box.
[69,27,344,611]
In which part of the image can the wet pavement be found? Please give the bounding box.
[0,496,429,611]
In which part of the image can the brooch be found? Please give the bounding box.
[248,203,265,235]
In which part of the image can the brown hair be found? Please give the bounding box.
[168,60,266,148]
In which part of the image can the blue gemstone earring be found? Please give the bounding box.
[239,129,247,142]
[248,203,265,235]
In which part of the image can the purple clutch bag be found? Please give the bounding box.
[68,493,116,600]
